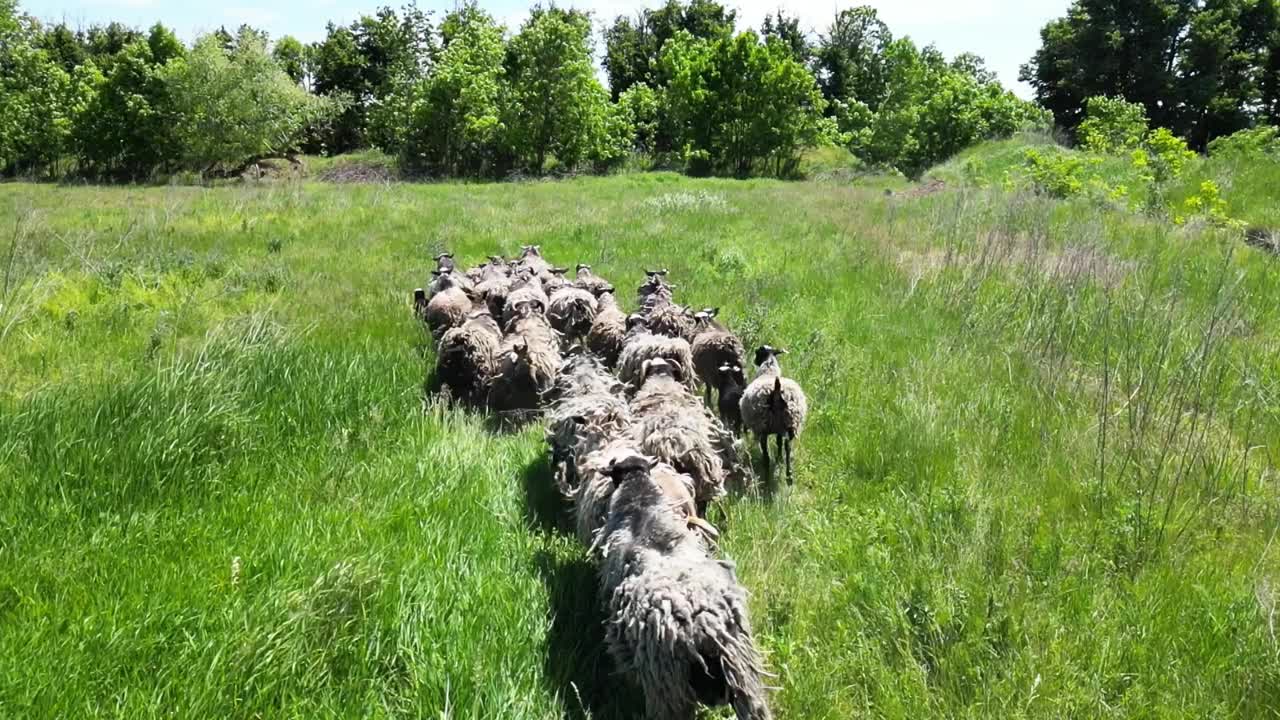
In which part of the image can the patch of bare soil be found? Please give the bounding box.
[898,178,947,199]
[318,162,397,184]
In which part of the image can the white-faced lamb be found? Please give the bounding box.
[691,307,746,405]
[487,301,561,418]
[596,452,772,720]
[435,309,502,406]
[740,346,808,484]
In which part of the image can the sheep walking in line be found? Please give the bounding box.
[435,309,502,406]
[586,288,626,368]
[487,301,561,418]
[740,346,808,484]
[691,307,746,407]
[715,363,746,434]
[617,315,697,392]
[547,285,600,347]
[597,453,772,720]
[423,271,474,340]
[574,263,614,296]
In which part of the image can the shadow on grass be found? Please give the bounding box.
[522,456,641,719]
[533,548,643,720]
[522,453,570,534]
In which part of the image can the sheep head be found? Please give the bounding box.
[753,345,788,367]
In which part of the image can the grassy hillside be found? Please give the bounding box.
[933,132,1280,230]
[2,170,1279,718]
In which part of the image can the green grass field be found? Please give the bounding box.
[2,162,1279,718]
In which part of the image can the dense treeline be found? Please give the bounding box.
[1022,0,1280,149]
[1,0,1044,180]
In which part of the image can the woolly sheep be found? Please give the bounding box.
[435,309,502,406]
[574,263,614,296]
[636,269,674,311]
[424,272,474,339]
[715,363,746,434]
[627,359,726,509]
[545,354,631,493]
[617,315,696,392]
[547,286,599,346]
[586,289,626,367]
[541,267,571,294]
[646,302,698,342]
[691,307,745,404]
[516,245,552,275]
[487,302,561,417]
[739,346,808,484]
[596,453,772,720]
[503,280,550,328]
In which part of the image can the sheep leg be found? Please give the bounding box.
[705,385,713,406]
[784,431,795,485]
[758,434,771,480]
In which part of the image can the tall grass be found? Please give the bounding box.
[1,169,1278,717]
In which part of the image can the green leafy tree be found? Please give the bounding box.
[662,30,826,176]
[1177,0,1278,147]
[618,82,660,153]
[393,4,508,176]
[272,35,310,86]
[504,7,611,172]
[603,0,735,100]
[72,39,178,178]
[36,22,84,74]
[814,6,893,111]
[83,22,144,71]
[0,2,78,176]
[164,29,338,174]
[146,23,185,65]
[761,10,809,64]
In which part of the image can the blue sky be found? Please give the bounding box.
[23,0,1070,96]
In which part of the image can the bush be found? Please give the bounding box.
[1023,147,1085,198]
[1207,126,1280,160]
[1077,96,1148,155]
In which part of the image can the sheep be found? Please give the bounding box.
[435,309,502,406]
[691,307,746,405]
[547,285,599,346]
[474,275,514,320]
[502,275,550,328]
[574,263,614,296]
[487,302,561,418]
[516,244,552,275]
[636,269,674,311]
[740,346,808,484]
[617,315,696,392]
[541,267,571,294]
[424,272,474,339]
[434,252,457,273]
[647,302,698,342]
[595,452,772,720]
[586,288,626,367]
[545,353,631,493]
[715,363,746,434]
[627,359,726,510]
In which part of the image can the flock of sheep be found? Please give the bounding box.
[413,246,808,720]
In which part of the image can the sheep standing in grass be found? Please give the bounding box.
[637,269,673,311]
[435,309,502,406]
[574,264,613,296]
[586,289,626,367]
[424,272,474,339]
[618,315,696,392]
[628,359,727,510]
[547,285,599,347]
[502,273,550,327]
[516,245,552,276]
[715,364,746,434]
[597,453,772,720]
[545,353,630,493]
[740,346,808,484]
[488,301,561,418]
[691,308,745,406]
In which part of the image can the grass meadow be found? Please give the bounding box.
[1,166,1279,718]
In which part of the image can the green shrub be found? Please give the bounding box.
[1023,147,1085,198]
[1207,126,1280,160]
[1078,95,1148,155]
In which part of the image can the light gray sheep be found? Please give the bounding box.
[647,302,698,342]
[596,453,772,720]
[435,309,502,406]
[487,302,561,417]
[424,272,474,339]
[740,346,808,484]
[691,307,745,404]
[586,289,626,367]
[547,285,599,346]
[545,353,631,493]
[502,275,550,328]
[617,315,696,392]
[636,269,674,311]
[541,267,571,294]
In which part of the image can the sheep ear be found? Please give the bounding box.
[710,307,720,317]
